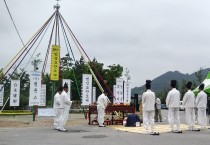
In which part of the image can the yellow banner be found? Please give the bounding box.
[50,45,60,80]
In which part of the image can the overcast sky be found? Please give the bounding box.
[1,0,210,88]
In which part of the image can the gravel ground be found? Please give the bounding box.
[0,113,88,128]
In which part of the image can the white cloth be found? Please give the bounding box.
[53,92,61,128]
[58,91,72,129]
[196,90,207,128]
[97,93,110,126]
[183,90,196,130]
[166,88,180,108]
[183,90,195,108]
[185,107,195,130]
[142,89,156,111]
[166,88,181,131]
[196,91,207,108]
[168,107,180,131]
[156,98,161,109]
[97,106,105,126]
[197,107,207,128]
[143,110,155,133]
[142,89,156,133]
[97,93,109,109]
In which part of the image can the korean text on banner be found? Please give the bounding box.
[82,74,92,105]
[63,79,71,100]
[0,84,4,106]
[40,84,46,106]
[50,45,60,80]
[124,82,131,105]
[29,71,41,106]
[92,87,96,103]
[10,80,20,106]
[113,85,116,104]
[116,78,124,104]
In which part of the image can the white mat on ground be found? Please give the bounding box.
[38,108,55,116]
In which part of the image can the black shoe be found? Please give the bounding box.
[192,129,200,132]
[173,130,182,133]
[150,132,160,135]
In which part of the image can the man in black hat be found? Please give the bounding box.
[58,83,72,132]
[97,90,110,127]
[183,81,196,131]
[142,80,158,135]
[195,83,207,129]
[166,80,182,133]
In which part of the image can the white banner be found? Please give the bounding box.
[82,74,92,105]
[116,78,124,104]
[92,87,96,103]
[40,84,46,106]
[29,71,41,106]
[62,79,71,100]
[113,85,116,104]
[124,82,131,105]
[10,80,20,106]
[0,84,4,106]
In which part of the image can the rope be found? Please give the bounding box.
[3,0,34,62]
[60,14,114,97]
[63,19,104,92]
[0,12,56,80]
[58,13,81,98]
[0,13,54,92]
[42,16,56,74]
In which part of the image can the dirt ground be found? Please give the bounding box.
[0,114,89,128]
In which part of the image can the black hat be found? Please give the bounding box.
[58,85,63,92]
[63,82,68,89]
[171,80,177,88]
[186,81,192,89]
[145,80,152,89]
[199,83,205,90]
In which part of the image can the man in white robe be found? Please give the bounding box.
[196,83,207,129]
[58,83,72,132]
[183,81,196,131]
[166,80,182,133]
[142,80,156,134]
[97,90,110,127]
[53,86,63,130]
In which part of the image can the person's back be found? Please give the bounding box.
[166,88,180,108]
[183,90,195,108]
[142,90,156,111]
[97,93,108,109]
[53,92,60,109]
[196,91,207,108]
[156,98,161,110]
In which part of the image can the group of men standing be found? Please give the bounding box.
[142,79,208,135]
[53,83,72,132]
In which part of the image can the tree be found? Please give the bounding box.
[195,67,204,84]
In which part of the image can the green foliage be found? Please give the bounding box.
[195,67,204,84]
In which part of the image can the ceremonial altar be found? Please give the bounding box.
[88,105,136,125]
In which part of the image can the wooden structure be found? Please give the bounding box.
[88,105,135,125]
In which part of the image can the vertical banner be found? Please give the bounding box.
[81,74,92,105]
[50,45,60,80]
[116,78,124,104]
[10,80,20,106]
[40,84,46,106]
[124,82,131,105]
[62,79,71,100]
[0,84,4,106]
[113,85,116,104]
[92,87,96,103]
[29,71,41,106]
